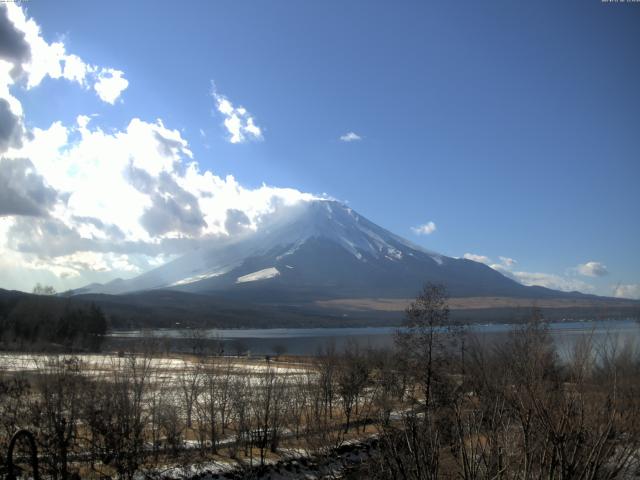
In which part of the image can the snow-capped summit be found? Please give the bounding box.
[76,200,574,300]
[257,200,443,265]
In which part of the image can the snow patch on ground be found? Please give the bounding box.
[236,267,280,283]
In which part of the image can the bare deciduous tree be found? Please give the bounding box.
[396,283,458,405]
[31,356,85,480]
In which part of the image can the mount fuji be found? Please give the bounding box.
[74,200,587,302]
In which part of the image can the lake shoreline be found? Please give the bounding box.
[103,318,640,356]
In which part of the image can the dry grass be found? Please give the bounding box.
[314,296,639,312]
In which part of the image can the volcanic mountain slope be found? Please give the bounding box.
[75,200,594,302]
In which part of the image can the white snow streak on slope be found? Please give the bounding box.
[276,243,302,260]
[170,270,226,287]
[236,267,280,284]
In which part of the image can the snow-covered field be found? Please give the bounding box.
[0,353,312,378]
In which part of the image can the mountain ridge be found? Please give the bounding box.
[71,200,606,303]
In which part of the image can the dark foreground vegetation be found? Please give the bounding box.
[2,286,639,335]
[0,284,637,479]
[0,292,107,351]
[354,286,640,479]
[64,289,640,329]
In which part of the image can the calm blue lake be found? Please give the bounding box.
[110,318,640,356]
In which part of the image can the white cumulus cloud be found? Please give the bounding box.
[460,253,593,293]
[340,131,362,142]
[612,284,640,300]
[576,261,608,277]
[212,85,262,144]
[506,271,592,293]
[463,253,490,263]
[0,5,318,291]
[498,256,516,267]
[94,68,129,104]
[2,4,128,103]
[411,221,437,235]
[1,112,319,291]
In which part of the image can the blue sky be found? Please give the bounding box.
[1,0,639,297]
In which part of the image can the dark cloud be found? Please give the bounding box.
[72,215,106,229]
[125,163,155,194]
[9,199,299,260]
[71,215,126,241]
[139,172,207,236]
[7,216,87,257]
[153,132,193,176]
[0,157,57,216]
[224,208,250,235]
[7,215,219,260]
[0,98,24,153]
[0,4,31,78]
[9,216,154,258]
[154,131,186,158]
[0,6,29,153]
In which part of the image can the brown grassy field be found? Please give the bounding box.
[314,296,640,312]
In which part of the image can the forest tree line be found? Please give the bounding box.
[0,286,107,351]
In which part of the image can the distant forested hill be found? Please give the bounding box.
[0,289,107,351]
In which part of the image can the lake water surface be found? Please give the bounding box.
[110,318,640,356]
